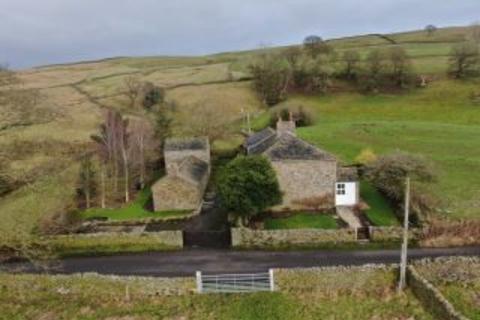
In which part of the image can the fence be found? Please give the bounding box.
[196,270,275,293]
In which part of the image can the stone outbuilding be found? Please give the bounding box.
[152,137,210,212]
[245,116,358,210]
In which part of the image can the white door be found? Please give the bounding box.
[335,182,357,206]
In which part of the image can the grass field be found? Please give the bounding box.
[360,181,399,226]
[0,267,433,319]
[264,213,338,230]
[414,257,480,320]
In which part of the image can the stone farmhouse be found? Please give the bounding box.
[152,137,210,212]
[244,115,359,210]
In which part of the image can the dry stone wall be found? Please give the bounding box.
[231,227,356,248]
[369,227,421,242]
[407,266,469,320]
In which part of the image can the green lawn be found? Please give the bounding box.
[360,181,399,226]
[264,213,338,230]
[81,188,191,221]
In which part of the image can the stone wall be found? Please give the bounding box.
[55,231,184,248]
[407,266,469,320]
[38,273,195,296]
[369,227,421,242]
[231,227,356,248]
[271,159,336,210]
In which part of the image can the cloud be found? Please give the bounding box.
[1,0,479,68]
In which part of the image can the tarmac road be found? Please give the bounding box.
[2,246,479,277]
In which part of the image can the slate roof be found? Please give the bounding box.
[263,133,336,161]
[245,127,276,147]
[164,137,208,152]
[244,127,278,155]
[178,156,209,185]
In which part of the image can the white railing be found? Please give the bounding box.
[196,270,275,293]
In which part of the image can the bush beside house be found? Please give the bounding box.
[217,156,282,226]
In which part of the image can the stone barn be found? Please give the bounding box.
[245,116,358,210]
[152,137,210,212]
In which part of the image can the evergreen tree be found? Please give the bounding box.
[77,155,97,209]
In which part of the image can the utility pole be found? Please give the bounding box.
[398,176,411,292]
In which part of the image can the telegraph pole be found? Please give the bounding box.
[398,176,411,292]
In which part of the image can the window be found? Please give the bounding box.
[336,183,346,195]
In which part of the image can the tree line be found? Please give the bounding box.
[251,29,480,106]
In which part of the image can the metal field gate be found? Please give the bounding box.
[196,270,275,293]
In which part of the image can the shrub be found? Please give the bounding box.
[449,41,480,79]
[355,148,378,165]
[142,82,165,109]
[217,156,282,225]
[0,174,13,196]
[421,219,480,247]
[38,209,82,236]
[292,57,334,94]
[365,151,436,219]
[269,105,316,128]
[249,54,291,106]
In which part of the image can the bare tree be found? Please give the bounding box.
[249,54,291,106]
[342,50,361,80]
[77,155,96,209]
[124,76,142,109]
[283,47,302,69]
[470,22,480,43]
[181,102,229,144]
[303,35,331,58]
[130,119,156,189]
[449,42,480,78]
[388,46,413,88]
[105,110,121,193]
[91,121,110,208]
[364,49,387,92]
[425,24,437,37]
[91,109,128,206]
[117,117,130,203]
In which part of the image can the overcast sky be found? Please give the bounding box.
[1,0,479,69]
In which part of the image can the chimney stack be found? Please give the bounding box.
[276,112,296,137]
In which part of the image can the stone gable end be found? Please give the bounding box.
[271,159,337,209]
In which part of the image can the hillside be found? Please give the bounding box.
[0,25,479,241]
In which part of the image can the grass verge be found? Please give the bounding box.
[81,188,191,221]
[48,234,181,258]
[360,181,399,226]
